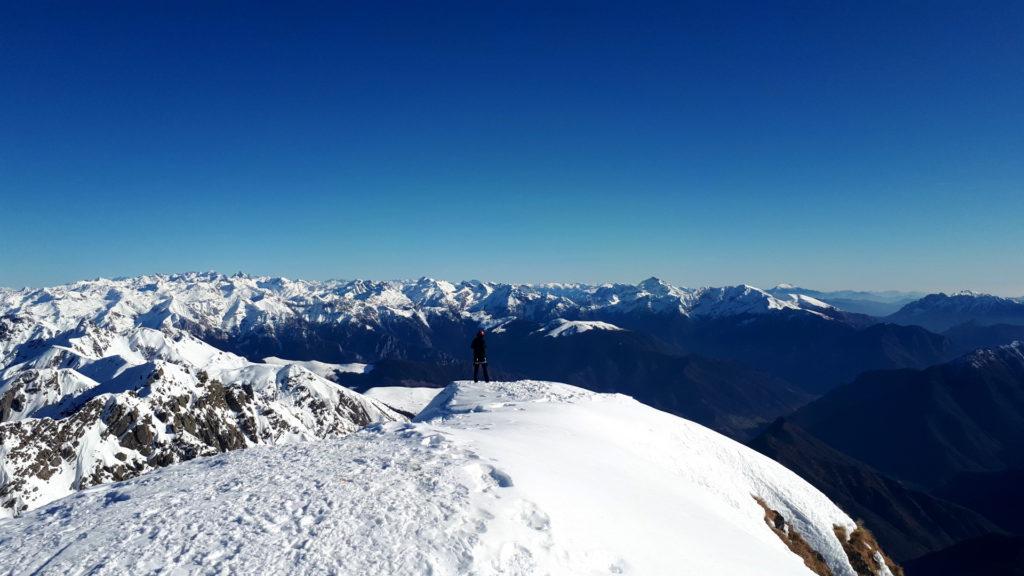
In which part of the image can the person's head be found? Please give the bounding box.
[477,329,485,337]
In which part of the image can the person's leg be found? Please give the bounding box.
[483,362,490,383]
[473,362,480,382]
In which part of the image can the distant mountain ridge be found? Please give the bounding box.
[785,341,1024,489]
[886,292,1024,332]
[0,273,846,343]
[750,419,998,561]
[0,273,859,371]
[750,342,1024,569]
[479,320,813,439]
[767,285,923,316]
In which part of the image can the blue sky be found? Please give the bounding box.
[2,1,1022,294]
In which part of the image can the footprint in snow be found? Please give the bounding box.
[103,491,131,506]
[519,501,550,531]
[419,434,447,448]
[487,467,513,488]
[462,462,514,491]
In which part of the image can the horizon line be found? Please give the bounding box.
[2,269,1015,299]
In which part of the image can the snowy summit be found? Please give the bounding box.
[536,318,625,337]
[0,380,898,576]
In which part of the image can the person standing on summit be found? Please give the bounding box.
[470,329,490,383]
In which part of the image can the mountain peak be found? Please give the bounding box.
[950,290,987,297]
[888,291,1024,331]
[638,276,669,288]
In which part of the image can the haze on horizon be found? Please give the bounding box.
[2,2,1022,296]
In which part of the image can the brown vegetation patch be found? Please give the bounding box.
[754,496,833,576]
[834,523,904,576]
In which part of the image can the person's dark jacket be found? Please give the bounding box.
[470,334,487,362]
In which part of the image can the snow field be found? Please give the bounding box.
[0,380,878,575]
[363,386,444,416]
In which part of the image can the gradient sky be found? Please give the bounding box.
[1,1,1022,294]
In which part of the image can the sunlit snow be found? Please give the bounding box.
[0,380,883,576]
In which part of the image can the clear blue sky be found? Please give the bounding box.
[2,1,1022,294]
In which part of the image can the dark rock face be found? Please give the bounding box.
[1,370,58,421]
[0,314,30,351]
[0,400,103,513]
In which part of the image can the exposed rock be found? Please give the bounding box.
[755,496,834,576]
[834,524,904,576]
[0,326,405,518]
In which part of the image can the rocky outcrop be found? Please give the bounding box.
[754,495,903,576]
[0,326,405,518]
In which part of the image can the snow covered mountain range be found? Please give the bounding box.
[0,272,840,357]
[0,380,900,576]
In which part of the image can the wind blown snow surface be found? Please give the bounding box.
[0,380,891,576]
[363,386,444,416]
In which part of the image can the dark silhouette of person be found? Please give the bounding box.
[470,329,490,383]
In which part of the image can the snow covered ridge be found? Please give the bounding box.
[893,291,1024,314]
[535,318,625,337]
[885,291,1024,331]
[0,380,898,576]
[0,272,839,353]
[263,356,373,378]
[959,340,1024,370]
[0,324,404,518]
